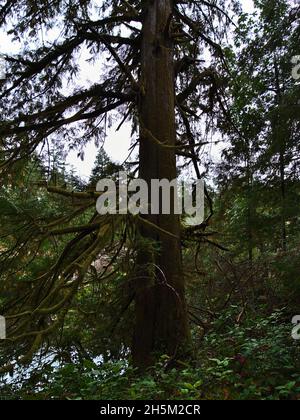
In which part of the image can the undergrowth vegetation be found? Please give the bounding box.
[1,303,299,400]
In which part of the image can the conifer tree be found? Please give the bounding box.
[0,0,234,368]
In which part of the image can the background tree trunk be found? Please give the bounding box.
[274,57,287,252]
[133,0,190,367]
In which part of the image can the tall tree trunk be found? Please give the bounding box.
[132,0,190,367]
[274,57,287,252]
[246,155,254,263]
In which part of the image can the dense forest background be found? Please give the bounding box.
[0,0,300,400]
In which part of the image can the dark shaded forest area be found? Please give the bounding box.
[0,0,299,401]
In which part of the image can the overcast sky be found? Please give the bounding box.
[67,0,255,180]
[0,0,255,181]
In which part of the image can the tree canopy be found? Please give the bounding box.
[0,0,299,401]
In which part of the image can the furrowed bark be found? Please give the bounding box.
[133,0,190,367]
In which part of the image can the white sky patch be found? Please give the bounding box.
[67,123,133,181]
[243,0,255,13]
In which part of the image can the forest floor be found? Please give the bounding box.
[1,306,299,400]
